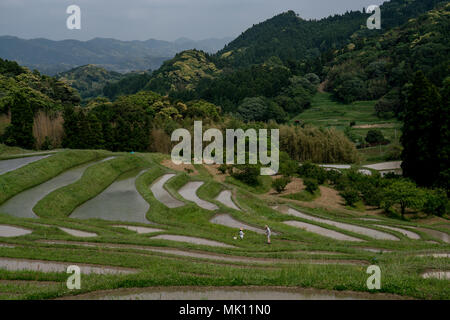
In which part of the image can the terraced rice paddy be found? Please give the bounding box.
[215,190,240,211]
[375,225,420,240]
[0,225,32,237]
[210,214,266,234]
[284,221,363,242]
[113,225,163,234]
[0,159,106,218]
[0,150,449,300]
[64,286,406,300]
[150,174,184,208]
[58,227,97,238]
[70,169,150,223]
[275,206,399,241]
[414,228,450,243]
[151,235,234,248]
[0,257,135,274]
[178,181,218,211]
[0,155,51,175]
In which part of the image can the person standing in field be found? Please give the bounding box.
[239,228,245,240]
[265,225,271,244]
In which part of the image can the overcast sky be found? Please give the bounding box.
[0,0,387,41]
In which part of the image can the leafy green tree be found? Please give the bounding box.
[304,178,319,194]
[423,189,448,217]
[382,180,423,218]
[232,164,260,186]
[272,177,291,194]
[3,91,35,149]
[340,188,361,207]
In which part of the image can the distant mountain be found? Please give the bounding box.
[0,36,232,75]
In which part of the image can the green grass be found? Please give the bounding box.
[225,175,272,194]
[0,150,108,205]
[33,155,147,218]
[282,189,321,202]
[0,149,449,300]
[292,93,402,162]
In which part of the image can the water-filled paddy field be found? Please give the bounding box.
[0,150,448,300]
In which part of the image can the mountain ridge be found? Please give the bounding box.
[0,36,233,75]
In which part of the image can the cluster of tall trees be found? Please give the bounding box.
[401,71,449,193]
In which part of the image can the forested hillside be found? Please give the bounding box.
[326,2,450,117]
[57,65,123,100]
[216,0,443,69]
[0,58,80,148]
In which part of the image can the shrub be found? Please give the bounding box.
[218,164,228,174]
[365,129,386,145]
[423,189,448,217]
[232,164,260,186]
[304,178,319,194]
[340,188,361,207]
[326,169,343,186]
[279,151,298,177]
[272,177,291,194]
[298,162,327,184]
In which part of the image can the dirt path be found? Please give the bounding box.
[161,159,198,175]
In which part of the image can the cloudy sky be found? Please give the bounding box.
[0,0,386,41]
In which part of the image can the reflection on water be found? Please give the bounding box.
[0,161,102,218]
[70,169,150,224]
[0,155,51,175]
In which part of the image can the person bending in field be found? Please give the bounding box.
[239,228,245,240]
[265,225,271,244]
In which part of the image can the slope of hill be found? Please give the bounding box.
[0,36,232,75]
[216,0,444,69]
[57,65,123,100]
[145,50,222,94]
[326,2,450,111]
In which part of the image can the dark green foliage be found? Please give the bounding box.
[2,91,36,149]
[304,178,319,194]
[365,129,386,145]
[298,162,327,185]
[41,136,54,150]
[340,188,361,207]
[218,164,228,174]
[217,1,443,70]
[63,97,151,152]
[401,71,446,189]
[327,3,450,106]
[57,65,123,100]
[382,179,423,218]
[0,58,25,77]
[423,189,448,217]
[237,97,287,123]
[278,151,298,177]
[231,164,260,186]
[185,100,220,121]
[103,72,152,100]
[272,176,291,194]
